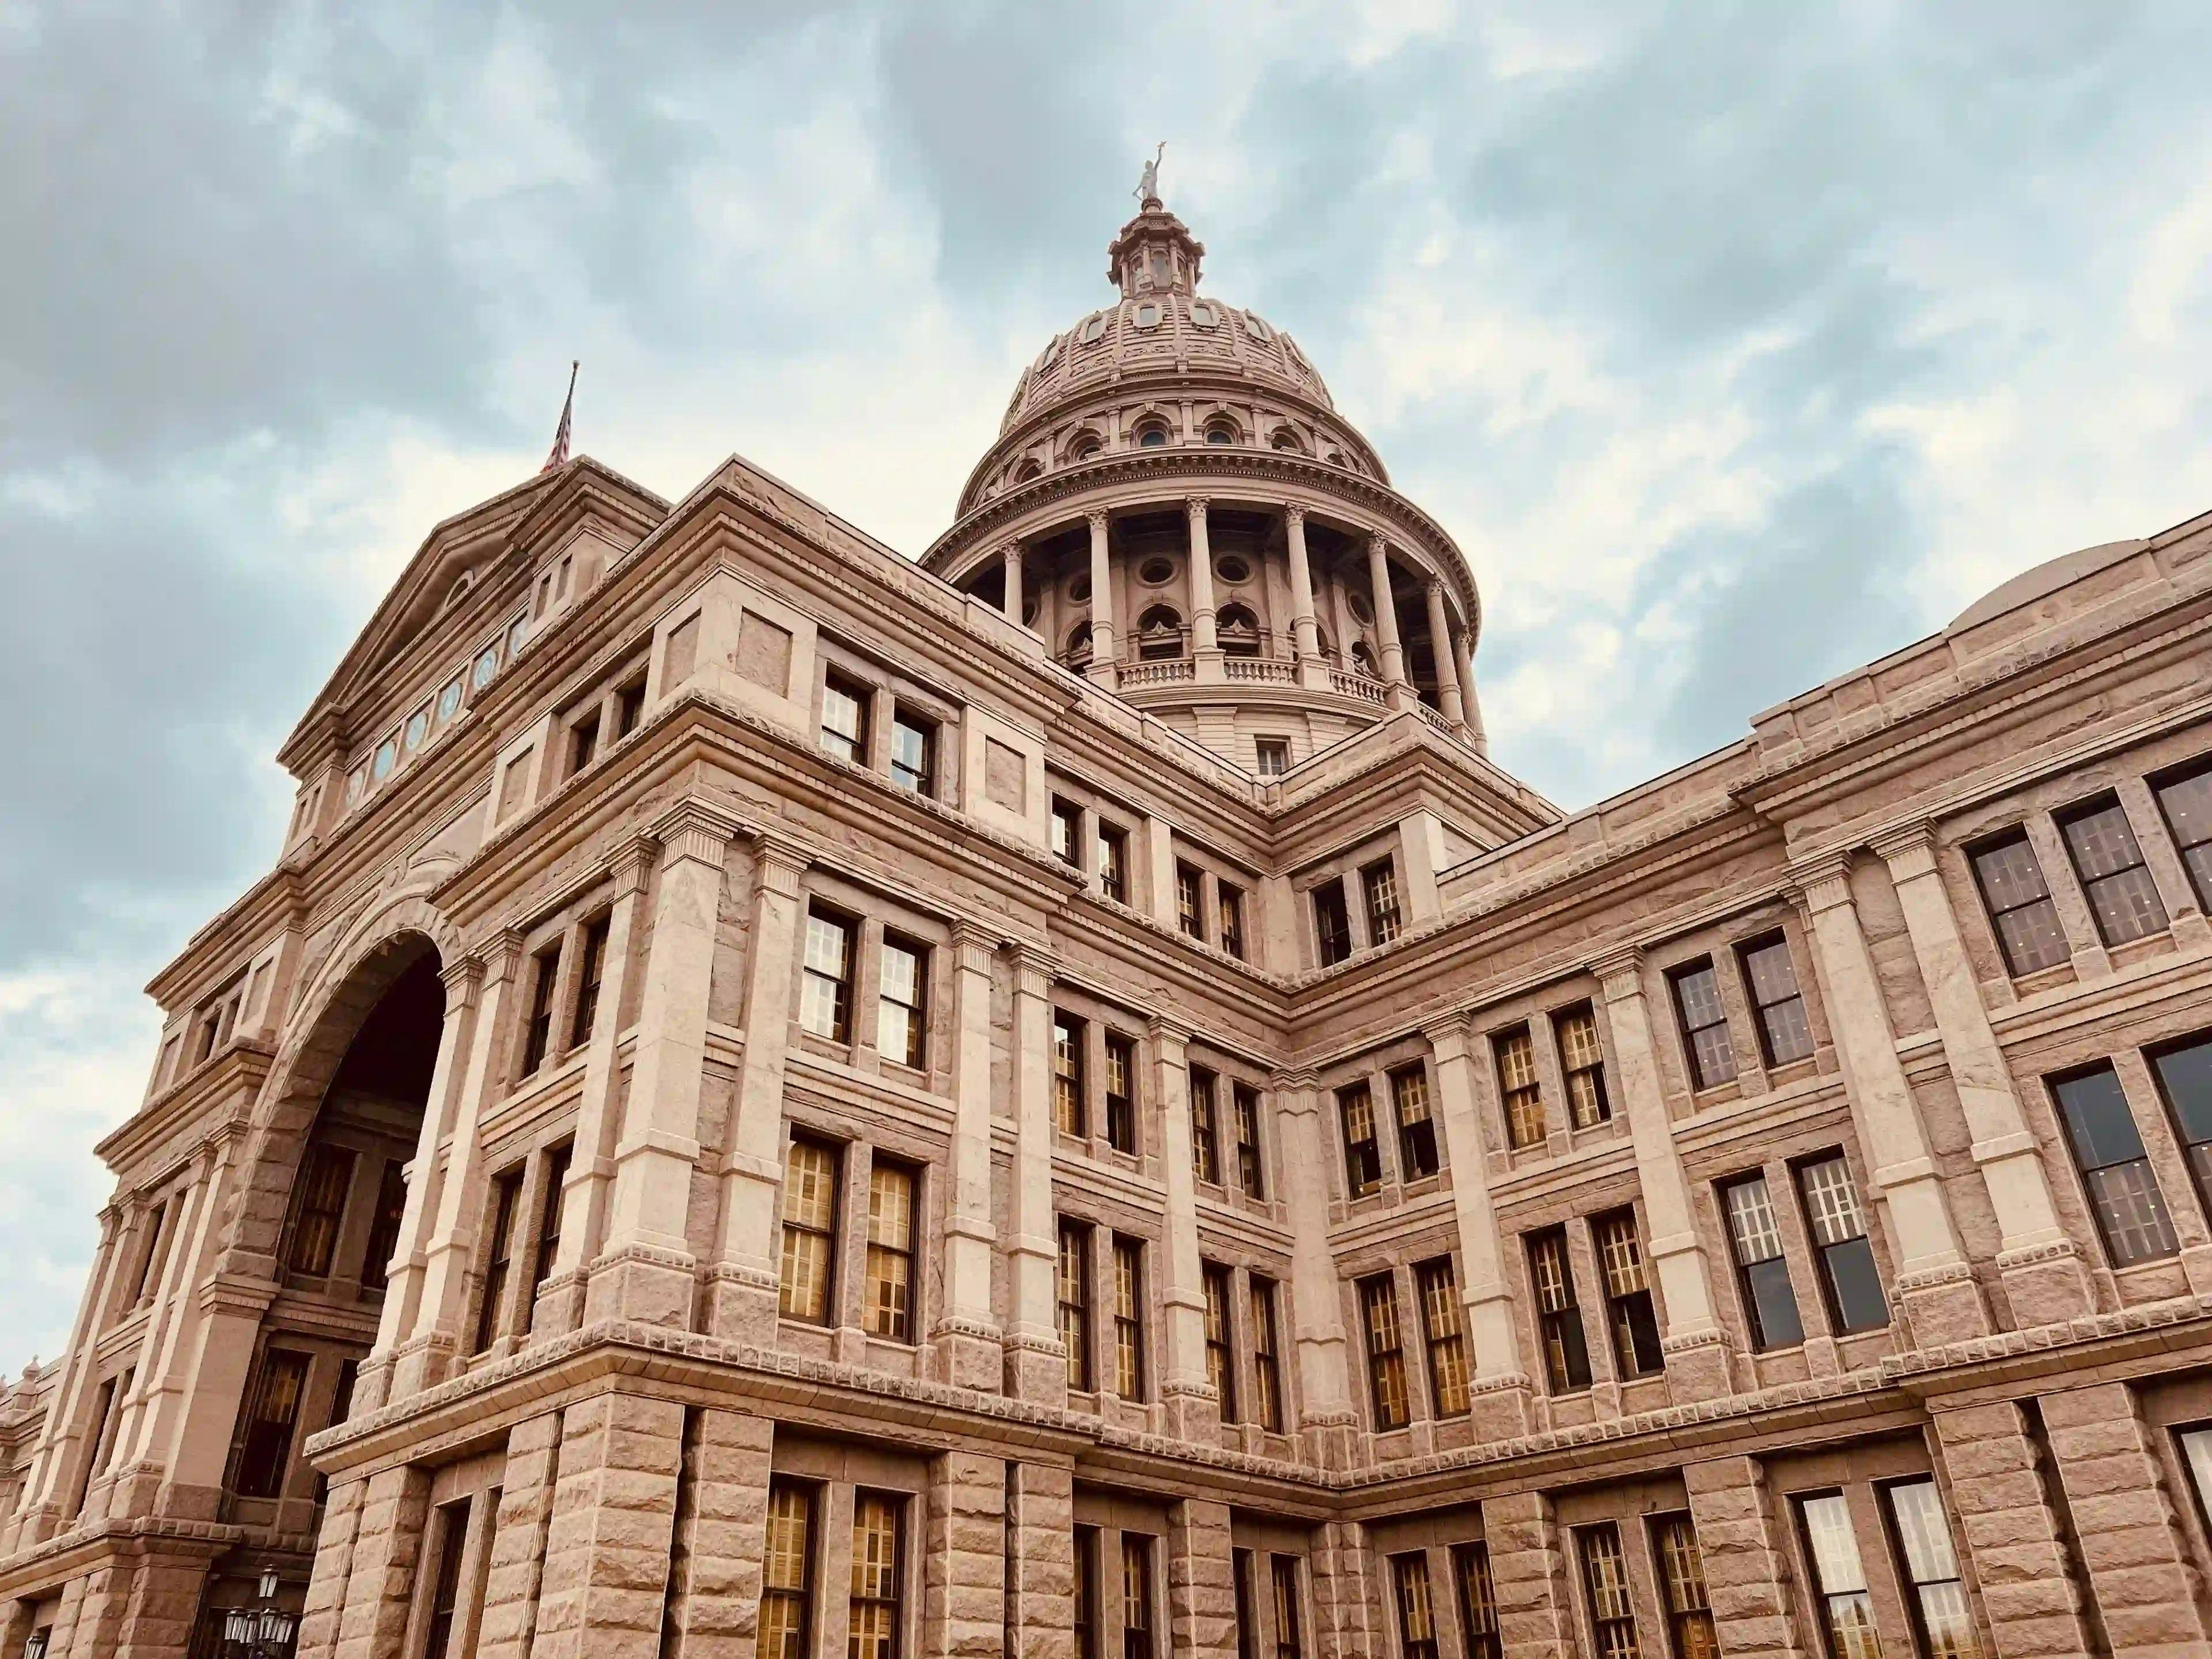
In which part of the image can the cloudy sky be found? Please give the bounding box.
[5,1,2212,1374]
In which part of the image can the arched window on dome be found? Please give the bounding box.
[1134,302,1162,329]
[1081,315,1108,344]
[1136,605,1185,660]
[1065,430,1103,463]
[1204,418,1240,446]
[1191,301,1218,328]
[1271,427,1306,454]
[1217,604,1262,657]
[1134,419,1172,449]
[1013,457,1043,484]
[1063,622,1093,668]
[1245,314,1273,342]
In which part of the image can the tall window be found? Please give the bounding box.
[1740,935,1813,1066]
[1271,1556,1305,1659]
[1496,1028,1546,1149]
[1176,863,1205,940]
[1053,800,1084,867]
[1074,1527,1101,1659]
[800,910,856,1043]
[1453,1545,1500,1659]
[2153,758,2212,910]
[1359,1274,1410,1430]
[1339,1082,1382,1197]
[2058,797,2168,945]
[1104,1034,1137,1155]
[234,1348,310,1498]
[1189,1067,1223,1185]
[567,707,600,778]
[865,1161,915,1342]
[1058,1222,1092,1390]
[1362,859,1403,945]
[286,1145,356,1277]
[475,1169,521,1353]
[1250,1276,1285,1432]
[1113,1237,1146,1399]
[889,710,934,796]
[760,1483,815,1659]
[848,1493,904,1659]
[1670,960,1735,1089]
[531,1143,573,1304]
[2152,1035,2212,1213]
[1313,880,1353,966]
[1652,1515,1717,1659]
[1392,1065,1438,1179]
[1415,1257,1470,1418]
[2052,1063,2179,1264]
[1218,881,1247,960]
[1593,1210,1664,1378]
[877,935,927,1068]
[1122,1536,1156,1659]
[360,1158,408,1293]
[1392,1554,1438,1659]
[1721,1175,1805,1350]
[421,1498,474,1659]
[1054,1013,1088,1137]
[520,944,562,1075]
[1884,1480,1980,1659]
[1233,1083,1265,1198]
[821,674,868,763]
[779,1138,840,1321]
[1578,1524,1638,1659]
[1970,831,2071,975]
[1556,1004,1611,1127]
[1203,1263,1237,1422]
[570,915,609,1047]
[1099,824,1129,904]
[1798,1494,1880,1659]
[1256,738,1291,778]
[1795,1156,1888,1332]
[1528,1229,1592,1393]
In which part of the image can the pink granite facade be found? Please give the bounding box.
[8,194,2212,1659]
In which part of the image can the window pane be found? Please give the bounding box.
[2084,1161,2179,1264]
[1802,1494,1868,1592]
[2157,1039,2212,1145]
[1823,1237,1889,1332]
[1745,1257,1806,1349]
[1799,1157,1868,1245]
[2053,1066,2150,1169]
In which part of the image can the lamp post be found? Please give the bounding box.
[222,1569,296,1658]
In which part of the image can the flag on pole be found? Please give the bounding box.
[541,361,578,472]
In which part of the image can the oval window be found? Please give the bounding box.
[438,680,463,721]
[1139,556,1176,586]
[1069,574,1092,602]
[1081,315,1108,343]
[474,647,499,689]
[346,768,366,805]
[404,710,429,750]
[1135,302,1161,329]
[372,739,397,781]
[1138,426,1169,448]
[1214,556,1251,585]
[1348,592,1374,625]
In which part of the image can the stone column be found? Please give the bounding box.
[1874,824,2093,1325]
[1142,813,1179,931]
[1087,510,1118,688]
[533,838,653,1338]
[12,1207,123,1541]
[933,923,1004,1390]
[1484,1491,1574,1659]
[1590,949,1733,1399]
[1270,1073,1357,1466]
[296,1475,365,1659]
[1930,1401,2094,1658]
[1004,543,1025,626]
[658,1409,775,1659]
[1285,506,1325,688]
[122,1138,232,1499]
[332,1464,434,1659]
[1422,581,1468,728]
[1424,1021,1533,1435]
[1683,1456,1811,1659]
[585,802,740,1332]
[475,1408,565,1659]
[1150,1019,1216,1439]
[396,933,522,1395]
[2039,1382,2210,1658]
[701,830,806,1342]
[532,1392,684,1659]
[1309,1520,1384,1659]
[1006,948,1066,1403]
[1793,853,1988,1346]
[1007,1461,1075,1659]
[1453,627,1488,756]
[1366,535,1410,706]
[1168,1498,1238,1659]
[1187,498,1221,673]
[923,1452,1006,1659]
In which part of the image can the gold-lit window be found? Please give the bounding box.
[1113,1236,1146,1400]
[760,1483,815,1659]
[863,1161,915,1342]
[847,1493,904,1659]
[1415,1257,1469,1417]
[1058,1222,1091,1391]
[1495,1028,1544,1148]
[1202,1262,1236,1423]
[778,1139,839,1323]
[1555,1004,1610,1128]
[799,911,856,1043]
[1054,1012,1087,1137]
[1359,1274,1409,1431]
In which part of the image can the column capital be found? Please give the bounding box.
[1870,819,1940,873]
[476,927,527,985]
[1267,1067,1320,1093]
[1147,1010,1194,1048]
[750,831,810,895]
[1184,495,1210,522]
[1425,575,1445,596]
[438,953,487,1006]
[649,797,748,866]
[1421,1011,1476,1055]
[1587,944,1645,993]
[1787,850,1857,911]
[1012,943,1058,998]
[950,920,1000,975]
[1282,502,1306,531]
[1085,509,1111,532]
[608,832,658,896]
[1367,531,1389,558]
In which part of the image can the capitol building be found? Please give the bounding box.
[10,181,2212,1659]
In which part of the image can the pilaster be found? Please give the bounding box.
[932,922,1004,1390]
[1086,510,1118,688]
[1151,1016,1217,1440]
[1006,946,1067,1403]
[1366,534,1410,709]
[1187,497,1222,679]
[1270,1071,1358,1466]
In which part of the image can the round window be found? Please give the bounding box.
[1214,556,1251,585]
[372,739,397,781]
[438,680,463,721]
[1138,426,1169,448]
[474,647,499,689]
[1022,594,1040,626]
[1081,315,1107,343]
[1348,593,1374,625]
[1135,302,1161,329]
[1139,556,1176,585]
[1069,574,1092,602]
[404,710,429,750]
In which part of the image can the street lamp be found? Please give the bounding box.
[221,1569,297,1658]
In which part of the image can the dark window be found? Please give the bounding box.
[1112,1236,1146,1400]
[1058,1222,1092,1391]
[1075,1527,1101,1659]
[1593,1209,1664,1378]
[1099,824,1129,903]
[798,910,856,1042]
[314,1357,361,1505]
[421,1497,473,1659]
[1415,1257,1470,1417]
[779,1138,840,1322]
[360,1159,408,1293]
[1234,1550,1257,1659]
[1670,960,1736,1089]
[529,1145,572,1307]
[1392,1553,1438,1659]
[876,935,927,1069]
[2059,796,2169,945]
[1054,1012,1088,1137]
[474,1169,521,1353]
[1053,798,1084,866]
[1720,1175,1804,1350]
[2150,1035,2212,1215]
[234,1348,310,1498]
[566,707,600,778]
[1798,1493,1880,1659]
[847,1493,904,1659]
[1270,1555,1305,1659]
[131,1199,169,1302]
[1250,1275,1285,1432]
[1359,1274,1410,1430]
[570,915,609,1048]
[760,1482,816,1659]
[1190,1067,1222,1185]
[286,1145,357,1278]
[1391,1065,1438,1179]
[1176,862,1205,940]
[2153,757,2212,910]
[1339,1082,1382,1197]
[2052,1063,2179,1264]
[1970,830,2071,974]
[1739,934,1813,1066]
[520,944,561,1075]
[613,674,646,739]
[1652,1514,1717,1659]
[1203,1263,1237,1423]
[1577,1524,1638,1659]
[1528,1229,1591,1393]
[1362,859,1403,945]
[821,674,869,763]
[1218,882,1247,959]
[864,1160,915,1342]
[1555,1003,1611,1128]
[1122,1535,1156,1659]
[889,710,934,796]
[1453,1544,1500,1659]
[1105,1033,1138,1155]
[1255,738,1290,778]
[1495,1027,1545,1149]
[1233,1082,1265,1198]
[1313,878,1352,966]
[1794,1154,1888,1332]
[1883,1479,1978,1659]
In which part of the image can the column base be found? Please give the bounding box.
[1296,658,1332,692]
[1160,1382,1221,1442]
[530,1266,589,1340]
[1468,1375,1535,1440]
[350,1351,395,1416]
[1897,1261,1991,1348]
[1661,1331,1734,1403]
[1998,1238,2096,1326]
[387,1330,460,1399]
[700,1262,780,1344]
[1003,1335,1069,1407]
[581,1240,698,1330]
[927,1319,1005,1392]
[1299,1410,1361,1472]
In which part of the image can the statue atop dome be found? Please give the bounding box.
[1134,141,1165,207]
